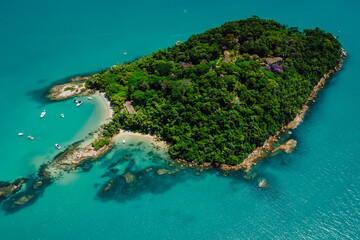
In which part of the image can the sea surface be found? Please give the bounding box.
[0,0,360,239]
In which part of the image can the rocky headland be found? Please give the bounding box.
[219,50,347,172]
[47,76,94,100]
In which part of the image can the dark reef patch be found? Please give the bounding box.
[95,166,201,202]
[1,175,53,214]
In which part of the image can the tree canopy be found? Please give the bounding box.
[87,17,342,165]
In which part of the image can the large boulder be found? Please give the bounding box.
[272,139,297,154]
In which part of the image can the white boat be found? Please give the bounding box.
[60,114,64,118]
[88,97,93,100]
[40,110,46,118]
[18,133,24,136]
[122,139,126,144]
[55,144,61,149]
[74,99,78,103]
[124,52,127,55]
[76,101,83,107]
[28,136,34,140]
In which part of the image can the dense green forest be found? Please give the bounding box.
[86,17,342,165]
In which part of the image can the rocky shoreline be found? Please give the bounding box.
[47,76,94,100]
[219,50,347,172]
[175,49,347,173]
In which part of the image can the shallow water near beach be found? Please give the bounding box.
[1,0,360,239]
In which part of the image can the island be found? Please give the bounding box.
[0,17,346,212]
[85,16,345,168]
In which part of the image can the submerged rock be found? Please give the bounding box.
[157,169,169,175]
[14,195,34,205]
[33,181,43,190]
[0,178,26,199]
[123,173,135,184]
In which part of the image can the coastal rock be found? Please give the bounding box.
[341,48,347,57]
[14,195,34,205]
[202,162,211,168]
[0,178,25,199]
[103,180,114,192]
[258,180,269,188]
[281,139,297,153]
[157,169,169,175]
[47,82,92,100]
[286,106,309,129]
[272,139,297,154]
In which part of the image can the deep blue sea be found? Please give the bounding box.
[1,0,359,239]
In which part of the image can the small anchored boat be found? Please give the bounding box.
[28,136,34,140]
[74,99,78,103]
[60,114,64,118]
[88,97,93,100]
[124,52,127,55]
[122,139,126,144]
[18,133,24,136]
[40,110,46,118]
[55,144,61,149]
[76,101,83,107]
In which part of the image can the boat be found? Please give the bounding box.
[74,99,78,103]
[124,52,127,55]
[60,114,64,118]
[76,101,83,107]
[122,139,126,144]
[88,97,93,100]
[18,133,24,136]
[28,136,34,140]
[55,144,61,149]
[40,110,46,118]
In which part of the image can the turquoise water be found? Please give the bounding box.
[1,0,360,239]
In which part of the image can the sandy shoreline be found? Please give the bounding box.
[114,130,169,150]
[43,81,168,171]
[97,92,114,124]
